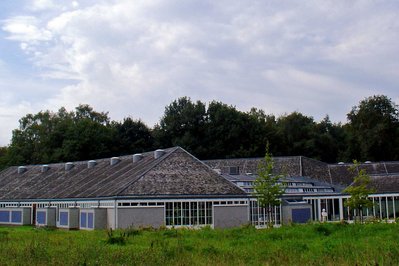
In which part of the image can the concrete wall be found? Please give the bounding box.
[213,206,248,228]
[94,208,107,229]
[118,207,164,229]
[107,209,115,229]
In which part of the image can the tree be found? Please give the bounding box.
[112,117,154,155]
[276,112,318,157]
[253,144,285,227]
[154,97,208,157]
[347,95,399,161]
[343,160,375,223]
[0,146,8,170]
[4,105,116,165]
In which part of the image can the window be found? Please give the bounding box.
[165,201,213,226]
[11,211,22,223]
[165,202,173,225]
[190,202,198,225]
[80,211,95,229]
[173,202,182,226]
[37,211,46,225]
[0,210,10,223]
[59,211,69,226]
[80,212,87,228]
[88,213,94,229]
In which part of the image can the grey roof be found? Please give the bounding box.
[353,174,399,194]
[205,157,399,189]
[0,147,246,201]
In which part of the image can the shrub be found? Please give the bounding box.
[105,229,127,245]
[314,224,332,236]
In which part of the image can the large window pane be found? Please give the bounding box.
[60,211,69,226]
[166,202,173,226]
[173,202,182,226]
[11,211,22,223]
[37,211,46,224]
[80,212,87,228]
[88,213,94,229]
[190,202,198,225]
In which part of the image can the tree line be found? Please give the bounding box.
[0,95,398,169]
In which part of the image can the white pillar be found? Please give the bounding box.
[113,200,118,229]
[372,197,376,217]
[332,199,335,221]
[386,197,389,219]
[313,200,317,221]
[317,199,322,221]
[339,198,344,220]
[379,197,382,220]
[393,197,396,220]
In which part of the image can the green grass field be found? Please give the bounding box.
[0,222,399,265]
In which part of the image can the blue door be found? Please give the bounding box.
[292,208,311,223]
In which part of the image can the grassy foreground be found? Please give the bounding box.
[0,222,399,265]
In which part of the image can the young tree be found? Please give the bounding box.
[343,160,375,223]
[253,144,285,227]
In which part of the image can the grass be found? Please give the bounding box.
[0,222,399,265]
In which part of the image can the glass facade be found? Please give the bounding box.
[250,200,281,226]
[165,201,213,226]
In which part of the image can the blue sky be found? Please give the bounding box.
[0,0,398,145]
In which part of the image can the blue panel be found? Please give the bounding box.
[60,211,69,226]
[0,210,10,223]
[292,208,311,223]
[80,212,87,228]
[37,211,46,225]
[88,213,94,229]
[11,211,22,223]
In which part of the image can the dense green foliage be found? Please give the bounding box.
[1,223,399,265]
[1,95,398,169]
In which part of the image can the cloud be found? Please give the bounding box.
[29,0,58,11]
[2,16,52,42]
[0,0,398,146]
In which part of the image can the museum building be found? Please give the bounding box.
[1,146,399,229]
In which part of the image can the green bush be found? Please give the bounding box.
[105,229,127,245]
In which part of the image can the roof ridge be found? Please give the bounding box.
[177,146,247,194]
[116,147,180,196]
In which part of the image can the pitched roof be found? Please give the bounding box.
[0,147,246,201]
[204,156,330,183]
[205,157,399,188]
[369,174,399,193]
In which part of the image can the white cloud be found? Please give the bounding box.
[0,0,398,146]
[2,16,52,42]
[29,0,58,11]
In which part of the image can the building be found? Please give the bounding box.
[1,147,399,229]
[0,147,248,229]
[204,157,399,224]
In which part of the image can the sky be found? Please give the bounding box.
[0,0,399,146]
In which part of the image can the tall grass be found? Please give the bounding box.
[0,223,398,265]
